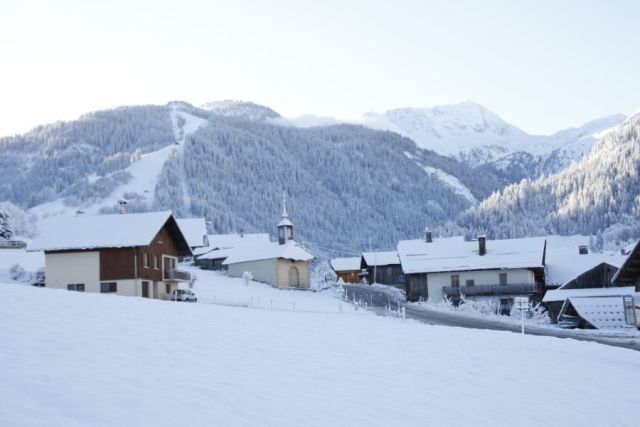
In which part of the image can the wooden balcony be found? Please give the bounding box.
[443,283,541,298]
[164,268,191,282]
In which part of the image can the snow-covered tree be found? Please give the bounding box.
[0,209,13,240]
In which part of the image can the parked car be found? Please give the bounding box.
[171,289,197,302]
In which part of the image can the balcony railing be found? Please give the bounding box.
[164,269,191,282]
[443,283,540,298]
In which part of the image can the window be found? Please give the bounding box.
[499,298,513,315]
[143,252,149,268]
[166,283,171,294]
[499,273,508,286]
[154,255,159,270]
[450,274,460,288]
[67,283,85,292]
[100,282,117,293]
[465,279,475,287]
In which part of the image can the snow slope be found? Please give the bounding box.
[28,106,208,223]
[404,151,478,204]
[2,283,640,426]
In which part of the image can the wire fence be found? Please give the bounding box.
[198,295,359,315]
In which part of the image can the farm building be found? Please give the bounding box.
[398,231,546,314]
[361,251,403,287]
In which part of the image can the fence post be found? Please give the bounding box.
[401,307,406,320]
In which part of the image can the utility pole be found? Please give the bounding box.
[369,237,377,285]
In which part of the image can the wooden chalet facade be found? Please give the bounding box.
[361,251,404,287]
[330,257,362,284]
[612,240,640,290]
[31,211,192,299]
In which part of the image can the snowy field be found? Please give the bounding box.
[2,282,640,426]
[183,266,351,313]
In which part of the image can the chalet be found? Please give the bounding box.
[543,235,626,290]
[29,211,192,299]
[176,217,209,251]
[542,238,632,324]
[398,231,546,314]
[222,194,314,289]
[195,233,270,271]
[542,286,637,327]
[330,257,362,283]
[361,251,403,287]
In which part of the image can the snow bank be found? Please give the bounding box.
[2,283,640,426]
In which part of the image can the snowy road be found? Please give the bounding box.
[342,284,640,351]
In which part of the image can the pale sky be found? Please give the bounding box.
[1,0,639,137]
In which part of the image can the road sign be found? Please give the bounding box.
[514,297,528,334]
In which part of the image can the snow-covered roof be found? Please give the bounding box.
[543,235,626,286]
[542,286,636,303]
[207,233,270,250]
[29,211,190,253]
[176,218,208,248]
[561,296,632,329]
[330,257,361,272]
[223,240,313,265]
[198,248,235,260]
[277,218,293,227]
[397,236,545,274]
[362,251,399,267]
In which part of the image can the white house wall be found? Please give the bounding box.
[45,251,100,292]
[227,259,279,285]
[427,269,535,302]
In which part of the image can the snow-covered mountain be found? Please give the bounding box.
[270,100,625,174]
[361,101,537,164]
[0,98,633,247]
[458,111,640,242]
[0,102,511,248]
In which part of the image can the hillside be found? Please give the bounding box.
[458,112,640,242]
[0,102,508,249]
[0,100,631,249]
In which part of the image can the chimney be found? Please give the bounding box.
[578,245,588,255]
[478,235,486,256]
[424,227,432,243]
[118,200,128,214]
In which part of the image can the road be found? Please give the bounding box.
[342,284,640,352]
